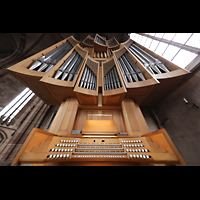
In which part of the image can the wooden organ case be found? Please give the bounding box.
[8,34,188,166]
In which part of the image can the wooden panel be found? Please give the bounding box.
[82,120,118,134]
[121,99,150,137]
[94,34,108,52]
[74,109,126,133]
[107,37,120,50]
[82,35,94,48]
[141,74,187,106]
[142,129,186,165]
[48,98,79,136]
[11,128,56,166]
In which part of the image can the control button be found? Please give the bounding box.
[137,144,140,147]
[133,154,136,158]
[60,140,63,142]
[123,144,126,147]
[54,149,58,152]
[140,155,143,158]
[53,154,56,159]
[56,144,59,147]
[61,149,64,152]
[126,149,129,152]
[136,155,139,158]
[134,144,137,147]
[67,154,70,158]
[135,149,138,152]
[68,144,71,147]
[145,149,149,152]
[63,154,66,158]
[121,141,123,143]
[63,140,65,143]
[129,154,132,158]
[129,144,131,147]
[146,155,149,159]
[58,149,61,152]
[56,154,60,158]
[60,154,63,158]
[129,149,132,152]
[70,149,73,152]
[140,144,144,147]
[138,149,141,152]
[131,140,133,143]
[143,155,146,159]
[133,140,136,143]
[136,140,138,143]
[59,144,62,147]
[73,144,76,147]
[132,149,135,152]
[66,140,68,143]
[47,154,52,159]
[139,140,142,143]
[141,149,145,152]
[128,141,131,143]
[50,148,54,152]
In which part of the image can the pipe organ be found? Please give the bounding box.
[8,34,188,166]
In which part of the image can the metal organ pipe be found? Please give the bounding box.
[128,43,170,73]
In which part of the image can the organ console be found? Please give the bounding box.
[11,127,185,166]
[8,34,189,166]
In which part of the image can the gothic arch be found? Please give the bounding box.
[0,129,8,146]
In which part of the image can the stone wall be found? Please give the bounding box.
[152,68,200,165]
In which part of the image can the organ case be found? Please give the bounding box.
[102,57,127,105]
[122,38,189,106]
[74,56,99,105]
[40,44,88,104]
[7,34,189,166]
[113,47,159,105]
[8,36,79,105]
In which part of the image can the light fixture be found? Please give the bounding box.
[183,98,199,108]
[82,135,117,138]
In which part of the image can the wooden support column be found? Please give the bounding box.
[121,99,150,137]
[48,98,79,136]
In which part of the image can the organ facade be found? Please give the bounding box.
[8,34,188,166]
